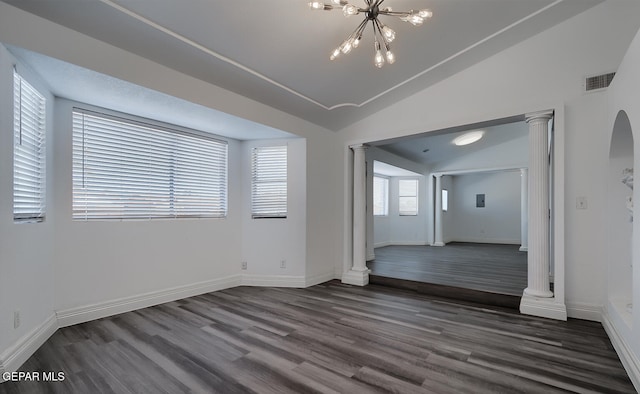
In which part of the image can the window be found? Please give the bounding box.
[373,176,389,216]
[14,71,46,222]
[72,109,228,220]
[251,145,287,218]
[399,179,418,216]
[442,189,449,211]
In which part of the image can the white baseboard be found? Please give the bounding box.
[388,241,428,246]
[0,314,57,376]
[56,275,241,328]
[305,271,336,287]
[451,238,521,245]
[240,274,306,287]
[566,302,602,322]
[602,312,640,391]
[375,242,428,248]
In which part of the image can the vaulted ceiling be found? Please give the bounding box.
[1,0,602,131]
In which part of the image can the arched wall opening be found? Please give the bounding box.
[607,110,634,326]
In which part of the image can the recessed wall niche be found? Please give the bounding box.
[607,110,634,326]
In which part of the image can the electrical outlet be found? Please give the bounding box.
[241,261,247,270]
[280,260,286,269]
[13,310,20,329]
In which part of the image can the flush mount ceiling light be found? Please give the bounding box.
[308,0,433,68]
[453,130,485,146]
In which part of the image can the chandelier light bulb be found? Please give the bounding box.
[341,39,353,54]
[353,36,361,48]
[385,46,396,64]
[374,41,385,68]
[343,4,359,17]
[406,13,424,26]
[331,0,346,4]
[418,9,433,19]
[381,25,396,42]
[309,1,325,10]
[330,47,341,60]
[374,50,385,68]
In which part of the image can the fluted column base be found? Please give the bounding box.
[342,269,370,286]
[520,294,567,320]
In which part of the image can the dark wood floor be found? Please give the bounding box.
[369,243,528,296]
[1,281,635,393]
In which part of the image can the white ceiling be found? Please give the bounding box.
[374,118,528,167]
[1,0,602,131]
[8,46,294,141]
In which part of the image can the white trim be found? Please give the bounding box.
[240,274,306,287]
[519,246,528,252]
[449,238,521,245]
[602,312,640,392]
[388,241,429,246]
[374,242,391,248]
[519,294,567,320]
[432,165,524,177]
[566,302,602,322]
[56,275,241,327]
[305,271,336,287]
[98,0,565,111]
[0,314,57,377]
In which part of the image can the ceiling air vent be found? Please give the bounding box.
[585,72,615,92]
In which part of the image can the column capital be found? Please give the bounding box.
[434,173,442,178]
[525,110,554,124]
[349,143,368,151]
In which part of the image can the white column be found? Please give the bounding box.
[366,158,375,261]
[434,174,444,246]
[520,168,528,252]
[523,111,553,298]
[342,144,370,286]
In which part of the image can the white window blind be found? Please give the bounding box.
[373,176,389,216]
[72,109,228,220]
[251,145,287,218]
[399,179,418,216]
[14,71,46,222]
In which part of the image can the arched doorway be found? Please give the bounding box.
[608,110,634,326]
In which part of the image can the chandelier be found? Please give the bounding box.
[308,0,433,68]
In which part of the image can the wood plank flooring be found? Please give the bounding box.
[369,243,528,296]
[0,281,635,393]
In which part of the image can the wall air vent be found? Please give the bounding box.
[585,72,616,92]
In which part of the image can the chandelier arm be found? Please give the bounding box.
[349,18,369,39]
[373,18,389,47]
[378,10,411,17]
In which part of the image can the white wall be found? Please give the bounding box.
[52,99,244,313]
[366,147,429,248]
[449,171,521,244]
[605,18,640,389]
[0,44,55,368]
[241,138,307,282]
[373,176,428,247]
[338,1,640,319]
[0,2,343,371]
